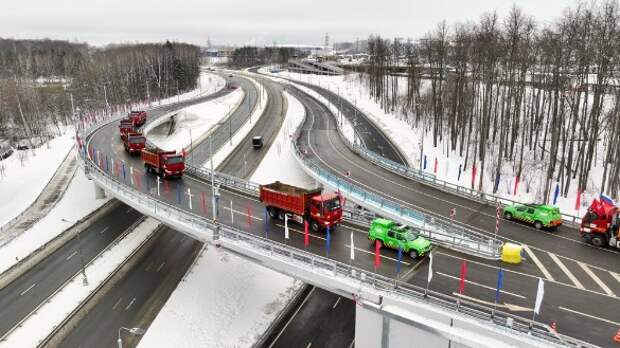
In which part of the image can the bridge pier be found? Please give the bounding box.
[94,182,106,199]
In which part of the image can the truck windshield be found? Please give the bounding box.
[324,198,341,211]
[166,156,183,164]
[129,136,145,144]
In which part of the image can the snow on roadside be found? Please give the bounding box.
[251,91,314,189]
[147,88,244,153]
[0,165,111,275]
[268,69,594,218]
[138,245,303,348]
[205,75,269,169]
[1,218,159,347]
[0,131,74,227]
[156,72,226,107]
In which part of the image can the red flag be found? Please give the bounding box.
[374,240,382,268]
[434,158,438,174]
[246,206,252,228]
[575,190,582,211]
[164,179,170,195]
[471,165,477,189]
[513,175,520,195]
[304,220,309,247]
[135,174,141,190]
[459,261,468,294]
[201,192,207,214]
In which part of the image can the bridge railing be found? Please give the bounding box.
[78,99,594,348]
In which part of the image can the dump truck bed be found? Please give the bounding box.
[259,181,321,216]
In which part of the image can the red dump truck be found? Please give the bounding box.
[259,181,344,232]
[129,110,147,126]
[579,195,620,250]
[121,132,146,155]
[141,147,185,178]
[119,118,134,138]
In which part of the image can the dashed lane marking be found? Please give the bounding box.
[125,297,136,311]
[156,262,166,272]
[332,297,341,309]
[66,251,78,261]
[577,262,615,296]
[548,252,584,289]
[268,287,316,348]
[437,272,526,299]
[20,283,36,296]
[100,226,109,235]
[112,297,123,310]
[611,272,620,284]
[522,245,554,281]
[559,306,620,326]
[344,244,411,265]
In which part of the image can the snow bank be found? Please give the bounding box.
[269,70,594,218]
[251,91,314,189]
[148,88,244,153]
[138,245,302,348]
[2,218,159,347]
[0,167,111,275]
[0,131,74,227]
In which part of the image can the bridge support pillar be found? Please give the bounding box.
[94,183,106,199]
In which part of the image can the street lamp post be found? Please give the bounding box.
[117,327,145,348]
[61,218,88,286]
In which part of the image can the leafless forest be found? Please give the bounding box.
[363,1,620,200]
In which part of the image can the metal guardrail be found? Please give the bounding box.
[77,154,593,348]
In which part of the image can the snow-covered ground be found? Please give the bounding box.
[268,70,595,217]
[156,72,226,107]
[0,131,75,227]
[0,167,111,275]
[2,218,159,347]
[138,244,302,348]
[250,91,314,188]
[147,88,244,153]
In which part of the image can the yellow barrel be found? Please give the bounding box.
[501,243,522,264]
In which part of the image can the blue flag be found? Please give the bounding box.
[264,208,269,237]
[458,164,462,181]
[495,268,504,303]
[105,155,109,172]
[396,246,403,274]
[553,183,560,205]
[326,227,331,257]
[122,162,126,181]
[423,155,427,170]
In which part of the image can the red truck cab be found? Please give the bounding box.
[129,110,147,126]
[580,198,620,249]
[141,148,184,178]
[121,132,146,155]
[119,118,134,138]
[260,181,343,232]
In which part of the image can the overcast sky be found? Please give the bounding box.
[1,0,577,46]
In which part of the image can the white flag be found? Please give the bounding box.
[427,252,434,284]
[350,232,355,260]
[284,214,290,239]
[534,278,545,314]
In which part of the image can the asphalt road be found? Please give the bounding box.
[0,203,142,338]
[86,70,620,346]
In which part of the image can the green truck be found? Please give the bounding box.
[502,204,562,230]
[368,218,432,259]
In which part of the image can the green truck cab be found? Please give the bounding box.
[502,204,562,230]
[368,218,432,259]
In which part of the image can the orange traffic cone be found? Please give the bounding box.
[550,321,557,333]
[614,328,620,343]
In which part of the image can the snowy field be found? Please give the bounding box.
[269,69,597,217]
[250,90,314,188]
[0,168,111,275]
[148,88,244,152]
[138,244,302,348]
[156,72,226,107]
[0,131,75,227]
[2,218,159,347]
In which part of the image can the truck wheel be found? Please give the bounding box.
[268,208,278,219]
[504,212,512,220]
[591,235,606,247]
[534,221,543,230]
[311,221,320,232]
[582,233,592,244]
[278,211,286,221]
[409,250,418,259]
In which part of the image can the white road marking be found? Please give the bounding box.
[437,272,526,299]
[66,251,78,261]
[452,293,531,312]
[125,297,136,311]
[306,343,312,348]
[145,262,154,272]
[344,244,411,265]
[348,339,355,348]
[268,287,316,348]
[559,306,620,326]
[20,283,36,296]
[157,262,166,272]
[332,297,341,309]
[275,224,325,240]
[611,272,620,284]
[126,207,132,213]
[577,262,615,296]
[100,226,109,235]
[522,245,554,281]
[547,252,584,289]
[112,297,123,310]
